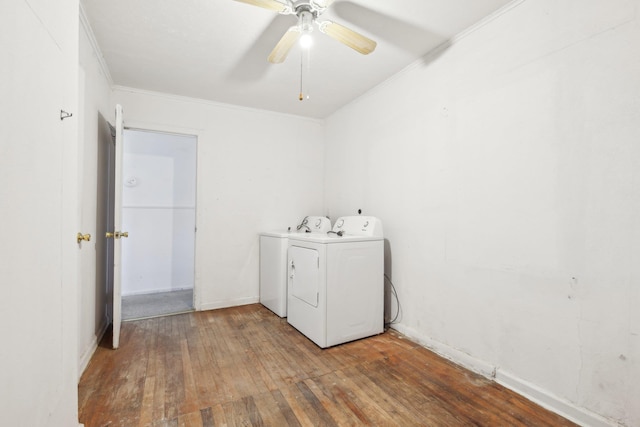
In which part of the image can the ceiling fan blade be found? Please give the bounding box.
[318,21,377,55]
[233,0,289,13]
[268,26,301,63]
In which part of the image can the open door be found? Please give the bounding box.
[109,104,127,349]
[96,113,113,350]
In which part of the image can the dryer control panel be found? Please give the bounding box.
[332,216,383,237]
[301,216,332,233]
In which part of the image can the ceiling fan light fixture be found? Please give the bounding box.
[299,32,313,49]
[297,9,314,49]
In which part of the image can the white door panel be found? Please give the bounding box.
[112,104,124,349]
[1,1,78,423]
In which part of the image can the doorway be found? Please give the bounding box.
[120,129,197,320]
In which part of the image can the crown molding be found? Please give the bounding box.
[112,85,325,125]
[79,2,113,86]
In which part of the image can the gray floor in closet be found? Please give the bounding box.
[122,289,194,321]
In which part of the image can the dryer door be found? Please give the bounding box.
[289,245,319,307]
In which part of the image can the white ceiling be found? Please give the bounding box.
[81,0,513,119]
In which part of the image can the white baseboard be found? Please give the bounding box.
[391,323,495,378]
[390,324,621,427]
[495,370,621,427]
[199,296,260,311]
[78,317,109,378]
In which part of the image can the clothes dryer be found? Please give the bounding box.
[287,216,384,347]
[259,216,331,317]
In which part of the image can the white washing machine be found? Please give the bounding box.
[287,216,384,348]
[259,216,331,317]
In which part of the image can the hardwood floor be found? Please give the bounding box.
[78,304,576,427]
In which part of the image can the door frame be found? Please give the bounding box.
[121,121,201,311]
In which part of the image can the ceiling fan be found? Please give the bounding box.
[233,0,377,63]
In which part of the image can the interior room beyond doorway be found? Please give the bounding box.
[121,129,197,320]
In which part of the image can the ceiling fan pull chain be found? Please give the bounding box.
[299,47,311,101]
[299,50,304,101]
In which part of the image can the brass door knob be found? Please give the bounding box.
[77,233,91,244]
[105,232,114,239]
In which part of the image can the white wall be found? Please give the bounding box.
[112,88,325,310]
[324,0,639,426]
[122,129,196,295]
[77,12,114,376]
[1,0,80,425]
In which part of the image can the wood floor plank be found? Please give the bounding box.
[295,381,340,427]
[106,320,152,426]
[221,398,254,426]
[152,417,179,427]
[197,320,231,406]
[204,313,240,403]
[269,389,303,427]
[165,317,186,420]
[152,318,168,422]
[292,337,339,378]
[251,334,309,387]
[244,391,289,426]
[138,375,157,427]
[184,322,211,405]
[199,407,214,427]
[351,360,457,426]
[277,382,317,426]
[331,368,410,425]
[139,320,160,427]
[207,403,227,426]
[387,348,510,425]
[242,395,265,426]
[376,353,498,425]
[79,304,577,427]
[180,338,200,415]
[303,375,369,426]
[177,410,204,427]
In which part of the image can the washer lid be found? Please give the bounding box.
[288,233,383,244]
[260,230,292,238]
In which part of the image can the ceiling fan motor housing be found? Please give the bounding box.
[290,0,330,16]
[237,0,376,63]
[298,8,315,33]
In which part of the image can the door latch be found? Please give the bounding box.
[76,233,91,244]
[106,231,129,239]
